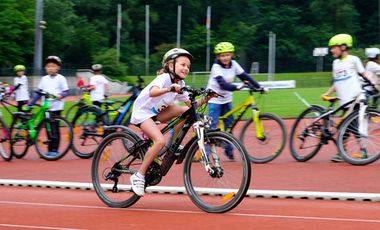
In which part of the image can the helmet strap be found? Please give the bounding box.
[168,59,182,83]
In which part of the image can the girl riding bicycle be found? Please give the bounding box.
[321,34,377,162]
[206,42,265,160]
[129,48,214,196]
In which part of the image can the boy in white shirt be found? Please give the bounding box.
[28,56,69,157]
[88,64,109,107]
[207,42,264,160]
[321,34,377,162]
[364,48,380,106]
[13,65,30,111]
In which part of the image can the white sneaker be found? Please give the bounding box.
[130,173,145,196]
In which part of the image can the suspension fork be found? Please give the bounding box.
[252,108,265,139]
[193,122,219,174]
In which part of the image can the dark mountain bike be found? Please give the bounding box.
[91,86,251,213]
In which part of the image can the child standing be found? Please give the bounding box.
[364,48,380,106]
[28,56,69,157]
[206,42,264,160]
[129,48,212,196]
[321,34,377,162]
[88,64,109,107]
[13,65,30,111]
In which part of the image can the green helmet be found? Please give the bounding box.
[214,42,235,54]
[14,65,26,71]
[328,34,353,47]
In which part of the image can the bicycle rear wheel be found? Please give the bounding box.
[35,116,73,161]
[337,108,380,165]
[92,131,143,208]
[72,106,108,159]
[239,112,286,163]
[289,106,324,162]
[10,115,30,159]
[183,131,251,213]
[0,118,12,161]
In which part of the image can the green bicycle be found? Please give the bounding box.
[218,82,287,163]
[10,90,73,160]
[64,86,123,123]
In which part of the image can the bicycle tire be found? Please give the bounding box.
[289,106,324,162]
[64,102,84,123]
[35,116,73,161]
[92,131,143,208]
[183,131,251,213]
[0,118,12,161]
[72,105,109,159]
[337,108,380,165]
[239,112,287,163]
[10,115,30,159]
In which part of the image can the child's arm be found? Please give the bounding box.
[215,76,242,91]
[149,84,180,97]
[361,72,379,90]
[237,72,261,89]
[321,84,336,99]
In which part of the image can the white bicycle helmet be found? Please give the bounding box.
[162,48,193,67]
[92,64,103,71]
[365,48,380,58]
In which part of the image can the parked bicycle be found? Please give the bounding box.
[218,82,286,163]
[289,84,380,165]
[64,87,123,123]
[10,90,73,160]
[71,76,144,159]
[91,86,251,213]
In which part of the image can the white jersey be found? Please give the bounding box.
[207,60,244,104]
[14,75,29,101]
[38,74,69,111]
[365,61,380,90]
[90,74,108,101]
[131,73,189,125]
[332,55,365,106]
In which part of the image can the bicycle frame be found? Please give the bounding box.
[218,89,265,139]
[18,98,54,142]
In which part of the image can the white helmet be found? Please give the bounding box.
[162,48,193,67]
[92,64,103,71]
[365,48,380,58]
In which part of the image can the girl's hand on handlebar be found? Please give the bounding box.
[169,83,181,93]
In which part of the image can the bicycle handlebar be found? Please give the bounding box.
[180,86,223,98]
[34,89,58,99]
[244,82,267,94]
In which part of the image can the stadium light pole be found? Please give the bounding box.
[206,6,211,71]
[33,0,44,76]
[145,5,149,76]
[176,5,182,47]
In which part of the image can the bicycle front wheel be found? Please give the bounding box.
[72,106,108,159]
[183,131,251,213]
[239,112,286,163]
[337,108,380,165]
[0,118,12,161]
[10,115,29,159]
[289,106,324,162]
[35,116,73,161]
[92,131,143,208]
[64,103,83,123]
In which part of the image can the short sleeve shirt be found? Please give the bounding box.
[38,74,69,111]
[365,61,380,85]
[14,75,30,101]
[206,60,244,104]
[332,55,365,105]
[131,73,189,125]
[90,74,108,101]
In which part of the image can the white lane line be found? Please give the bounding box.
[1,200,380,224]
[0,223,85,230]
